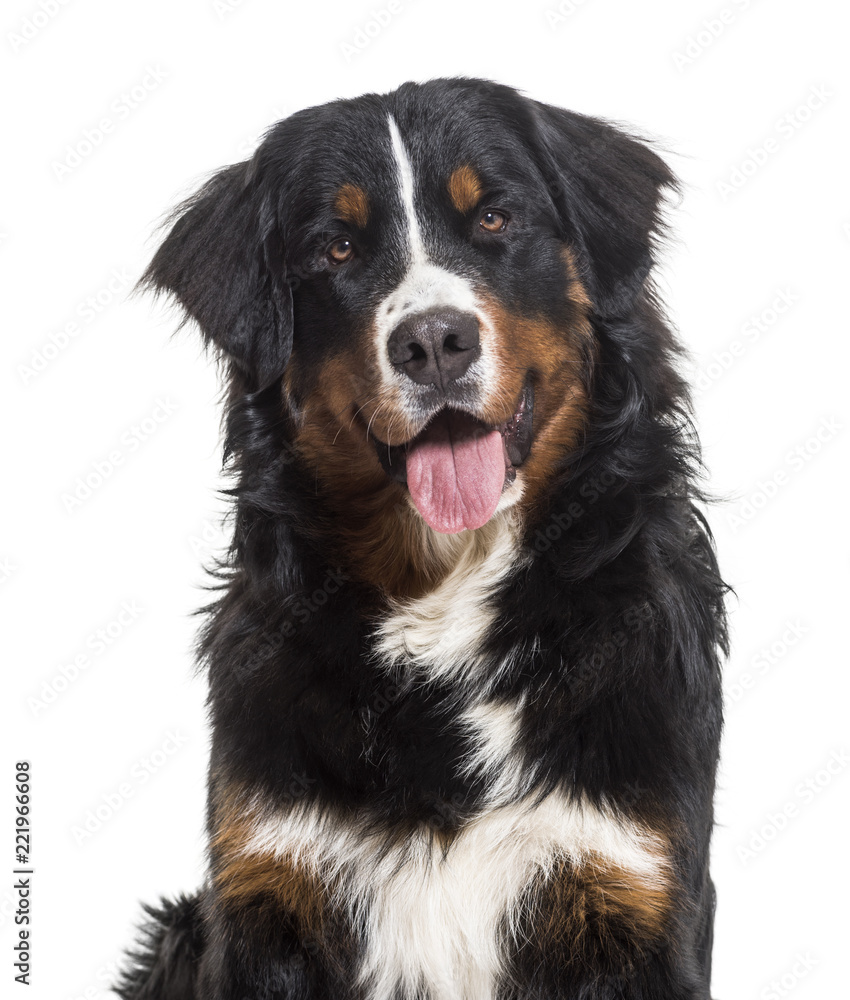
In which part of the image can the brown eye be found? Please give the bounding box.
[327,238,354,264]
[479,210,508,233]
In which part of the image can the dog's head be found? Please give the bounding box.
[143,78,674,538]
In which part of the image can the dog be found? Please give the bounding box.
[118,77,728,1000]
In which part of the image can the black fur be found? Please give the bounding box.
[120,78,728,999]
[117,894,204,999]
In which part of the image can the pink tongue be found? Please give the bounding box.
[406,412,505,534]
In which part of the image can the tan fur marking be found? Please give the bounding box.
[284,242,596,598]
[562,245,593,310]
[478,293,594,517]
[211,788,328,939]
[526,850,672,964]
[334,183,370,228]
[448,164,483,214]
[292,355,463,600]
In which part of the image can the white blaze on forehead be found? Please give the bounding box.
[375,116,497,403]
[380,115,479,321]
[387,115,425,259]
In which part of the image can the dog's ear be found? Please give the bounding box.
[141,160,292,389]
[532,103,677,318]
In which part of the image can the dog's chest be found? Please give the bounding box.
[245,790,668,1000]
[372,513,524,687]
[362,524,534,999]
[237,523,670,999]
[370,514,532,803]
[357,797,579,1000]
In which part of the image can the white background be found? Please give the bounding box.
[3,0,848,997]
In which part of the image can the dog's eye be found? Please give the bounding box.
[327,238,355,264]
[479,210,508,233]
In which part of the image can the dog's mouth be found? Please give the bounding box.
[373,379,534,534]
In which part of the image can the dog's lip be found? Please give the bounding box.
[371,378,535,486]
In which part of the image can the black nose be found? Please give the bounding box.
[387,309,480,389]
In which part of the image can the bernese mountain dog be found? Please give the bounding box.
[118,77,728,1000]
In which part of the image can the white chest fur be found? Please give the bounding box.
[372,512,526,690]
[244,792,668,1000]
[241,518,667,998]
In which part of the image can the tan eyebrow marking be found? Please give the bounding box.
[334,183,370,228]
[562,246,593,310]
[447,164,483,214]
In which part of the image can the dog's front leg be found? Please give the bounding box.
[196,900,349,1000]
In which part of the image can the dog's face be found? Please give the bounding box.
[279,86,597,536]
[145,78,673,540]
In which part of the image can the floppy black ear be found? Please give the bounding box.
[532,103,677,318]
[141,160,292,389]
